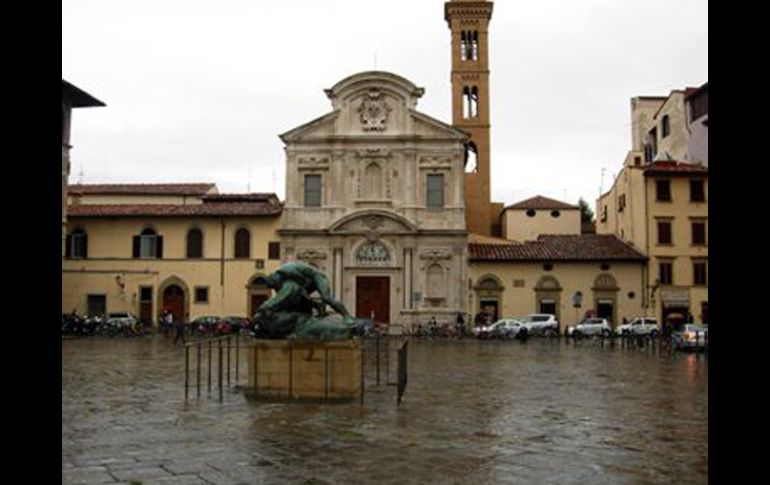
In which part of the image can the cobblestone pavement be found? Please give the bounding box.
[62,336,707,484]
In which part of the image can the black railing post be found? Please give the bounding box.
[197,342,201,398]
[360,347,365,405]
[324,348,329,399]
[184,344,190,400]
[376,334,380,386]
[208,340,212,393]
[227,336,231,387]
[218,339,223,401]
[235,333,240,384]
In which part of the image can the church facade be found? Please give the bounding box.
[279,72,470,330]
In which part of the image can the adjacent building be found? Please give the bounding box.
[62,80,105,256]
[62,184,283,322]
[597,85,708,326]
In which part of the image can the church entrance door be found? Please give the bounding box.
[356,276,390,326]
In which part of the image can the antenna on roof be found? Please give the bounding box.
[78,160,84,185]
[247,164,251,193]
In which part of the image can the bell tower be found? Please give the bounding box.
[445,0,494,236]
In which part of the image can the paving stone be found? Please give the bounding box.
[110,466,174,482]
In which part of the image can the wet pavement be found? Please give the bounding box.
[62,336,707,484]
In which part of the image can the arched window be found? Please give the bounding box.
[356,241,391,266]
[465,142,478,173]
[186,228,203,259]
[471,31,479,60]
[234,228,251,259]
[460,31,468,61]
[133,228,163,259]
[463,86,479,118]
[66,228,88,258]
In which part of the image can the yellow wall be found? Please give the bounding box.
[503,208,580,241]
[468,261,646,331]
[62,215,282,320]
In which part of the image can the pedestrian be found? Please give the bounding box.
[455,312,465,338]
[429,316,438,337]
[172,313,185,344]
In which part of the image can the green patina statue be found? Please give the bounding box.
[253,261,358,340]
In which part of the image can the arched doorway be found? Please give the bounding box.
[474,275,504,323]
[248,274,272,318]
[534,275,562,323]
[162,285,185,321]
[592,273,619,326]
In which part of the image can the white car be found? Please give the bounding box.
[673,324,708,350]
[518,314,559,336]
[106,312,138,328]
[490,319,526,339]
[615,317,659,337]
[569,317,612,337]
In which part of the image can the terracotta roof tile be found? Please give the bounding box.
[469,235,646,262]
[643,161,708,176]
[505,196,578,211]
[68,199,282,218]
[69,183,217,196]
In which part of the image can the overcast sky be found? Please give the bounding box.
[62,0,707,209]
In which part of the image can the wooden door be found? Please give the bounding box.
[251,294,269,316]
[356,276,390,325]
[163,285,185,321]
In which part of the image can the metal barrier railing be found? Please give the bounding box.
[184,334,409,404]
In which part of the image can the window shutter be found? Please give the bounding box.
[65,235,72,258]
[156,236,164,259]
[133,236,140,258]
[82,234,88,259]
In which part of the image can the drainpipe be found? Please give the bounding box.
[220,219,226,287]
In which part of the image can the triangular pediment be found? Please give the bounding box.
[328,210,418,234]
[410,110,469,141]
[279,111,339,143]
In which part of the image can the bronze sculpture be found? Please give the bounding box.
[253,261,358,340]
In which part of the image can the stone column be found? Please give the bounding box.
[404,248,413,309]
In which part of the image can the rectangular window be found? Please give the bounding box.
[87,294,107,316]
[657,220,672,245]
[426,174,444,208]
[255,259,265,269]
[194,287,209,304]
[140,235,157,258]
[140,287,153,302]
[693,261,707,286]
[691,221,706,245]
[690,180,705,202]
[268,241,281,260]
[304,174,322,207]
[659,261,673,285]
[618,194,626,212]
[656,179,671,202]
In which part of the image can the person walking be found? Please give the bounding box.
[172,313,185,344]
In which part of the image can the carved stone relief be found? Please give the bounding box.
[358,89,392,132]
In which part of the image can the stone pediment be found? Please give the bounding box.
[328,210,418,234]
[279,111,339,143]
[410,110,469,141]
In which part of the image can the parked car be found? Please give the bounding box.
[673,324,708,350]
[475,320,507,339]
[106,312,137,327]
[568,317,612,337]
[490,319,526,339]
[223,316,251,334]
[518,314,559,336]
[615,317,659,337]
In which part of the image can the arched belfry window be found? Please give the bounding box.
[463,86,479,119]
[460,31,468,61]
[356,241,391,266]
[471,31,479,60]
[662,115,671,138]
[234,228,251,259]
[465,142,479,173]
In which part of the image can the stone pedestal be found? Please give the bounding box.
[247,339,362,401]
